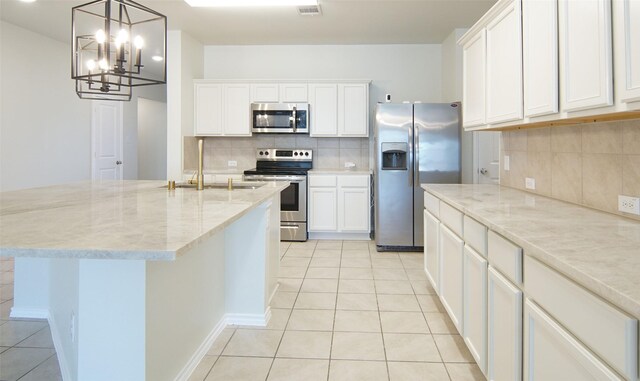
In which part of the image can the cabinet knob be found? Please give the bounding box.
[116,161,123,165]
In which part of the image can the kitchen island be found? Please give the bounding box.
[0,180,288,381]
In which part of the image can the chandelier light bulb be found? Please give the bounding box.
[95,29,106,44]
[117,29,129,43]
[98,59,109,70]
[86,59,96,71]
[134,36,144,49]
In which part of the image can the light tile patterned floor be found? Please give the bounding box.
[0,256,62,381]
[0,240,485,381]
[190,240,485,381]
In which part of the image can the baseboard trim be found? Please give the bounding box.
[226,309,271,327]
[309,232,371,241]
[47,313,73,381]
[174,318,227,381]
[9,307,49,320]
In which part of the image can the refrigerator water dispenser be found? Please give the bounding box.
[381,143,408,170]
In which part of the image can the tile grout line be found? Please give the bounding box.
[325,240,342,381]
[370,245,393,381]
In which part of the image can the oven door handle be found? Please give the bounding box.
[281,225,300,230]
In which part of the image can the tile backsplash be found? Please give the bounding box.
[500,119,640,220]
[184,136,371,172]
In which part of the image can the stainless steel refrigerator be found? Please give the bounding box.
[374,102,461,251]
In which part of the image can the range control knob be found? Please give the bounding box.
[259,151,264,156]
[265,151,269,155]
[304,152,309,156]
[294,152,299,156]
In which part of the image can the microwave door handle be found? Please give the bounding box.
[292,106,297,133]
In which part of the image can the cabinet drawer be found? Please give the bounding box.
[424,192,440,217]
[488,231,522,285]
[309,175,337,187]
[338,175,369,188]
[525,256,638,380]
[464,216,487,257]
[440,201,463,237]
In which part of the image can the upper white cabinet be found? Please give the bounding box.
[251,83,279,103]
[309,84,338,137]
[486,0,523,124]
[523,0,559,117]
[310,82,369,137]
[195,83,223,136]
[195,83,251,136]
[280,83,308,102]
[338,83,369,137]
[614,0,640,103]
[559,0,613,112]
[462,30,487,128]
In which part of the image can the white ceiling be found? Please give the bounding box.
[0,0,496,45]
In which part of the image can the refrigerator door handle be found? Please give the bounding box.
[414,124,420,187]
[408,123,413,187]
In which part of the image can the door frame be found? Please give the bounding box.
[91,101,124,180]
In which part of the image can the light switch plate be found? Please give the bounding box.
[525,177,536,190]
[618,195,640,215]
[504,155,510,171]
[228,160,238,168]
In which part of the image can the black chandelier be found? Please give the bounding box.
[71,0,167,101]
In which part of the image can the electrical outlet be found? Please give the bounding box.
[525,177,536,190]
[227,160,237,168]
[504,155,510,171]
[618,195,640,215]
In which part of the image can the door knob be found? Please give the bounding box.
[480,168,488,175]
[116,161,123,165]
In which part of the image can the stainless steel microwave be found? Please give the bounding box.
[251,103,309,134]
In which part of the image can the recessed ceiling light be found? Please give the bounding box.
[184,0,317,7]
[152,55,164,62]
[19,0,37,3]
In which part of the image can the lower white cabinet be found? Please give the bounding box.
[440,225,464,333]
[309,174,370,234]
[524,299,623,381]
[488,266,522,381]
[308,187,337,231]
[424,210,440,294]
[463,245,488,375]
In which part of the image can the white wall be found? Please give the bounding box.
[0,21,92,191]
[167,30,204,180]
[441,28,474,184]
[138,98,168,180]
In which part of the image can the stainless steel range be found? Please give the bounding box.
[244,149,312,242]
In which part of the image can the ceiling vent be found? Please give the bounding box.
[297,4,321,16]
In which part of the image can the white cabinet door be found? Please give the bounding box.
[337,187,369,232]
[614,0,640,103]
[194,83,223,136]
[424,210,441,294]
[280,83,308,102]
[523,0,559,117]
[251,83,279,103]
[462,30,487,128]
[439,225,464,333]
[524,299,623,381]
[308,187,337,231]
[559,0,613,112]
[486,0,523,124]
[488,266,522,381]
[309,84,338,137]
[338,83,368,137]
[464,245,488,376]
[224,84,251,136]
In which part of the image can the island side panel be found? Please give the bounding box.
[145,230,226,381]
[267,195,281,303]
[12,257,50,318]
[224,200,271,324]
[77,259,146,381]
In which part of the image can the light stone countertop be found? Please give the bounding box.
[0,180,289,261]
[308,169,372,175]
[422,184,640,319]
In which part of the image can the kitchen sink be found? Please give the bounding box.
[167,182,266,190]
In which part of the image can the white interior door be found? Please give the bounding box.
[92,101,123,181]
[474,131,500,184]
[138,98,167,180]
